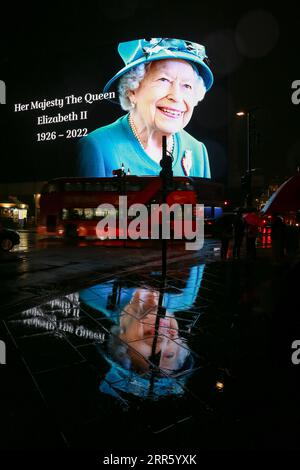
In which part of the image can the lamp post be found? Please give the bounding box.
[149,136,172,369]
[237,110,252,207]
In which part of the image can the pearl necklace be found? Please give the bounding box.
[128,113,174,156]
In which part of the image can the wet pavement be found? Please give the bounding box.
[1,232,300,452]
[1,249,300,451]
[0,234,220,315]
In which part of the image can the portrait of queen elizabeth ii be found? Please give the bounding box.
[78,38,214,178]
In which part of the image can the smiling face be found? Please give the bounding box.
[119,288,184,374]
[129,59,199,135]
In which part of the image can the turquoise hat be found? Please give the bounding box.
[103,38,214,93]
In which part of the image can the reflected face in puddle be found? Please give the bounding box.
[111,288,190,375]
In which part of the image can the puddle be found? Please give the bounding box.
[2,254,297,449]
[7,264,209,404]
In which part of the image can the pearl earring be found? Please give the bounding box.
[131,101,135,109]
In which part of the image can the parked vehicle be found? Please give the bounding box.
[0,227,20,251]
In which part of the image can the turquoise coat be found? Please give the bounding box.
[78,114,211,178]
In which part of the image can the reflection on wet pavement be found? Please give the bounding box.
[6,265,206,399]
[3,256,300,450]
[3,262,228,446]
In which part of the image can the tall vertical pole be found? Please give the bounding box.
[246,111,253,207]
[161,136,168,282]
[246,112,250,174]
[149,136,171,372]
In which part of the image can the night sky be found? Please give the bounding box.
[1,2,299,185]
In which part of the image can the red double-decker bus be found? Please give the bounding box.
[37,176,224,243]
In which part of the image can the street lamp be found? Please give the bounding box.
[236,110,251,175]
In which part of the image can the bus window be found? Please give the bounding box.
[69,208,84,219]
[126,182,143,191]
[65,182,83,192]
[95,207,118,217]
[85,182,103,192]
[175,180,194,191]
[62,209,69,220]
[84,208,94,220]
[103,182,118,192]
[47,183,58,193]
[64,208,103,220]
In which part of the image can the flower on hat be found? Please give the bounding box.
[103,37,214,94]
[142,38,207,62]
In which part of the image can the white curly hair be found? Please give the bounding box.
[118,62,207,111]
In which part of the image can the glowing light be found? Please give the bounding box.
[0,203,15,208]
[37,226,46,234]
[236,111,245,116]
[78,226,87,237]
[215,381,224,391]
